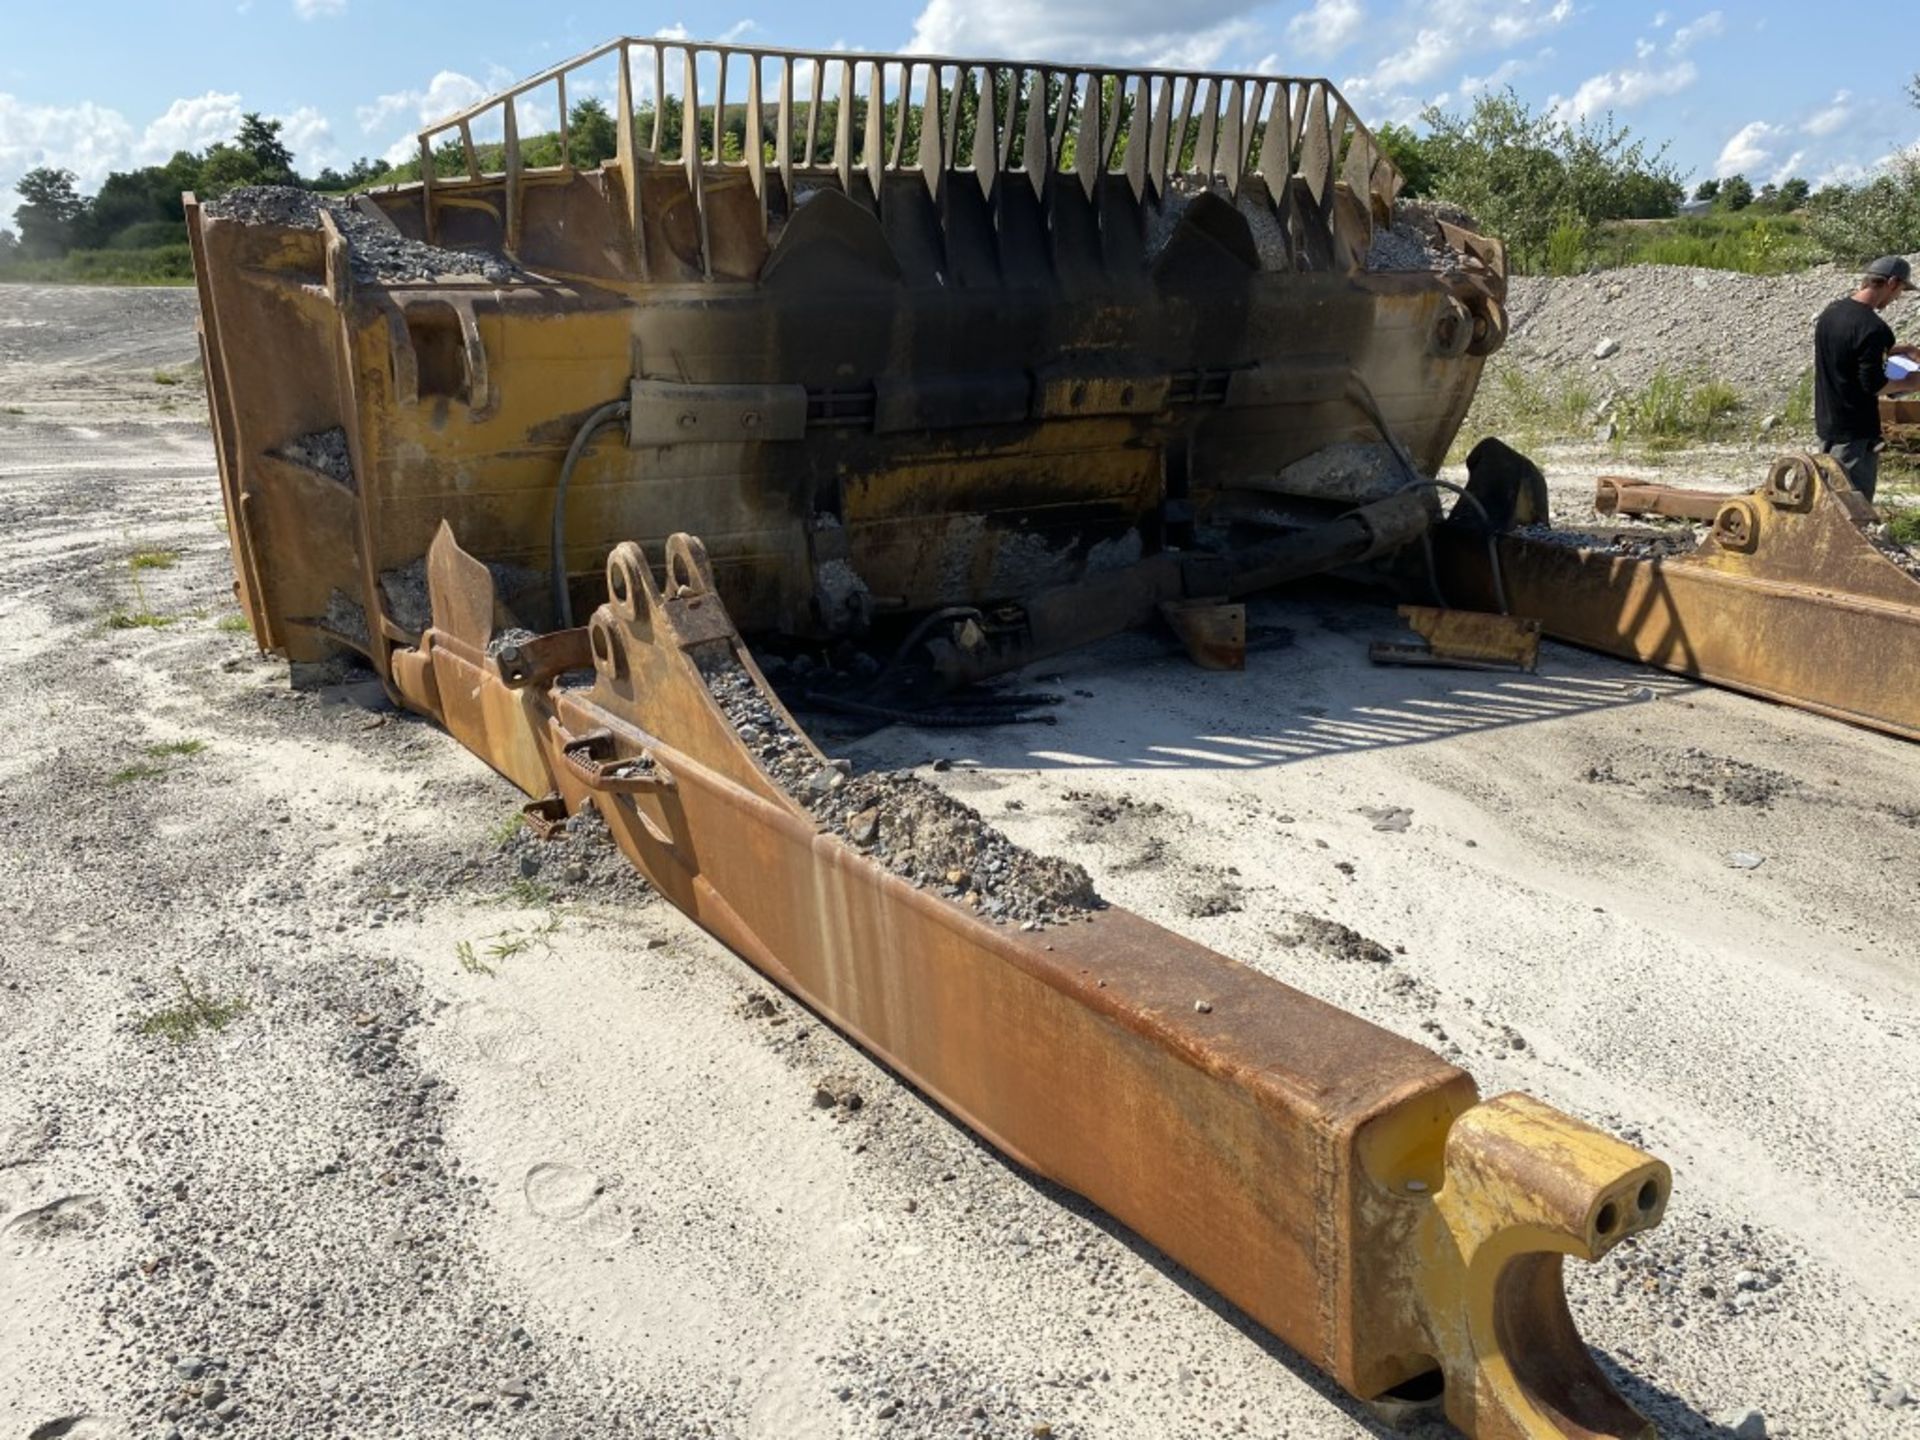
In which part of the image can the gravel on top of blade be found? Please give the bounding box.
[202,184,526,286]
[1514,521,1702,561]
[705,663,1098,926]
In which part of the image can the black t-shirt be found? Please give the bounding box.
[1814,296,1895,443]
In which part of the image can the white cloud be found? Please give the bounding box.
[1343,0,1573,112]
[1651,9,1670,25]
[1804,90,1851,138]
[0,95,135,197]
[277,105,339,173]
[357,70,495,165]
[1552,60,1697,121]
[1766,149,1805,186]
[906,0,1264,69]
[1458,57,1525,95]
[358,72,488,135]
[294,0,346,16]
[0,90,341,208]
[1668,10,1723,53]
[1633,37,1655,60]
[1716,119,1780,178]
[138,92,245,163]
[1288,0,1366,57]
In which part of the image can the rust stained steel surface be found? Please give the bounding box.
[1370,605,1543,673]
[386,521,1672,1440]
[184,37,1511,678]
[1593,476,1727,522]
[1438,452,1920,742]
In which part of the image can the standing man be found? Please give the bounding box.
[1814,255,1920,502]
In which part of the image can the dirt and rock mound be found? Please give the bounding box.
[706,664,1099,926]
[1498,257,1920,416]
[203,185,526,286]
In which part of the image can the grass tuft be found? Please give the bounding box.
[137,966,248,1043]
[456,940,495,977]
[1888,510,1920,546]
[217,613,252,634]
[106,610,174,630]
[1783,368,1815,431]
[108,762,166,786]
[488,809,526,847]
[146,739,206,758]
[130,548,178,570]
[1616,368,1744,449]
[502,876,552,908]
[153,370,182,386]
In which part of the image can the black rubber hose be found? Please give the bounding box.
[551,399,631,629]
[1341,371,1512,615]
[853,605,987,699]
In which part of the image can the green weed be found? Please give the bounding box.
[1544,211,1590,277]
[487,934,534,961]
[1616,369,1743,448]
[1887,510,1920,546]
[108,762,166,786]
[137,967,248,1043]
[106,560,172,630]
[153,370,181,386]
[458,908,560,974]
[1783,368,1815,430]
[217,613,252,634]
[130,547,178,570]
[1583,212,1824,276]
[502,875,552,908]
[146,739,205,758]
[456,940,495,977]
[488,809,526,847]
[1,406,23,416]
[0,244,195,286]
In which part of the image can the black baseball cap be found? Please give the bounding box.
[1866,255,1914,287]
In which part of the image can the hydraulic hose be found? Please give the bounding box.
[551,399,631,629]
[1342,372,1511,615]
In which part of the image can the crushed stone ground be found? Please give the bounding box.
[4,280,1920,1440]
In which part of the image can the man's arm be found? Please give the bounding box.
[1867,329,1920,394]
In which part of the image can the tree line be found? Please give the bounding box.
[5,77,1917,272]
[1,111,404,260]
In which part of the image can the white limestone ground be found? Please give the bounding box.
[0,281,1915,1440]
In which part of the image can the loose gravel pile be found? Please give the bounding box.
[203,185,525,286]
[1866,524,1920,580]
[706,664,1098,926]
[1515,520,1702,560]
[1499,256,1920,415]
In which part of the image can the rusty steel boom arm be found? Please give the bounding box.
[385,522,1670,1439]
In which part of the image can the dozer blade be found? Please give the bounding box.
[1436,452,1920,741]
[387,522,1673,1440]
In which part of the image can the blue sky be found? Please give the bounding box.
[2,1,1915,209]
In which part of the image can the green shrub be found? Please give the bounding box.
[0,244,194,285]
[1806,150,1920,266]
[1617,369,1744,446]
[108,220,189,249]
